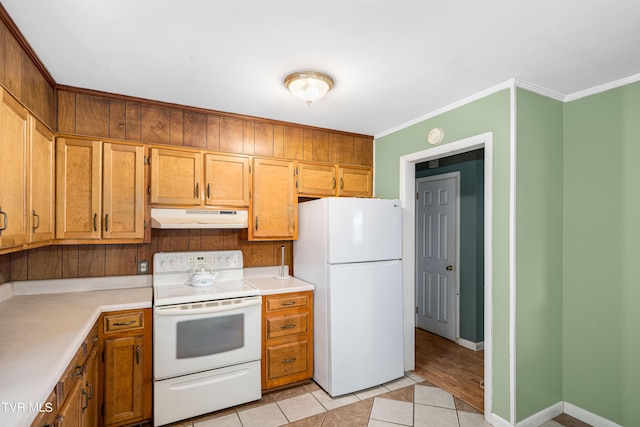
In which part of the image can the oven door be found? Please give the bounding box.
[153,296,261,380]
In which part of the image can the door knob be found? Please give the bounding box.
[446,265,454,271]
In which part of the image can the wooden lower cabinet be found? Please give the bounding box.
[101,308,152,427]
[262,291,313,390]
[30,308,151,427]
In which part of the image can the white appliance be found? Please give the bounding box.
[294,197,404,396]
[153,250,261,426]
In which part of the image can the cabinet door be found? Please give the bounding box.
[29,117,55,243]
[55,376,84,427]
[102,143,145,239]
[104,336,144,426]
[251,158,297,240]
[297,162,337,197]
[0,88,28,249]
[56,138,102,239]
[83,349,99,427]
[150,148,202,206]
[338,166,373,197]
[204,153,250,207]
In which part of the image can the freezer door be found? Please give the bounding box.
[321,260,404,396]
[327,198,401,264]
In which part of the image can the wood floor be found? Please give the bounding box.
[414,328,484,412]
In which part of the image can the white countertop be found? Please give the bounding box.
[0,278,152,427]
[242,266,315,295]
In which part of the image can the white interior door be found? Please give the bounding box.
[415,173,458,341]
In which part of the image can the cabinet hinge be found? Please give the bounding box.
[416,306,418,313]
[249,165,251,174]
[416,192,419,200]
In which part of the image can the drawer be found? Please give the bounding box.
[265,293,310,312]
[103,311,144,333]
[84,321,100,356]
[265,312,309,340]
[29,389,57,427]
[265,339,309,380]
[56,345,85,406]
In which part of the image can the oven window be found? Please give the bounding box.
[176,314,244,359]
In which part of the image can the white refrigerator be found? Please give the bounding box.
[294,197,403,396]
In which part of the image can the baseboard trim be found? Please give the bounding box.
[490,413,512,427]
[515,402,563,427]
[564,402,623,427]
[457,338,484,351]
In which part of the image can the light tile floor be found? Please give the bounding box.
[165,372,590,427]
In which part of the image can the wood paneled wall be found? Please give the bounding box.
[0,6,56,128]
[7,230,293,282]
[57,87,374,166]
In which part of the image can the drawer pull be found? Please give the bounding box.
[69,365,83,378]
[113,320,136,326]
[280,324,296,329]
[281,301,297,306]
[91,335,99,343]
[281,357,297,364]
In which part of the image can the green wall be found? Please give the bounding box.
[416,150,485,343]
[515,88,564,420]
[563,81,640,425]
[375,90,512,419]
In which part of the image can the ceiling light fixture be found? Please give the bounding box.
[284,71,334,105]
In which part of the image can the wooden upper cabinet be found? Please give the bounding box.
[56,137,145,241]
[250,158,297,240]
[338,166,373,197]
[56,138,102,240]
[297,161,372,198]
[150,147,202,206]
[204,153,250,208]
[297,162,336,197]
[103,143,145,239]
[0,88,29,250]
[29,117,55,244]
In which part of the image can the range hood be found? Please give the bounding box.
[151,208,248,229]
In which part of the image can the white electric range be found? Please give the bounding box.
[152,250,261,426]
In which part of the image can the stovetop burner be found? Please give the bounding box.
[153,250,258,306]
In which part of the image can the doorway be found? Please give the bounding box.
[414,150,485,412]
[398,132,493,421]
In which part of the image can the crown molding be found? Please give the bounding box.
[514,78,565,101]
[564,72,640,102]
[375,79,515,139]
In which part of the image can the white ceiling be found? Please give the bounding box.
[3,0,640,137]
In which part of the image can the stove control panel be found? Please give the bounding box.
[153,250,243,274]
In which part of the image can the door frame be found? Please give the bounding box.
[415,172,461,342]
[399,131,493,420]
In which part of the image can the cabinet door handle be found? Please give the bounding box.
[280,324,296,329]
[81,388,89,413]
[340,177,344,190]
[281,357,297,364]
[207,183,211,199]
[32,210,40,231]
[86,380,93,400]
[105,213,109,232]
[113,320,136,326]
[281,301,297,306]
[136,345,141,365]
[93,213,97,232]
[69,365,83,378]
[332,177,336,189]
[0,208,7,233]
[195,183,200,198]
[255,216,259,231]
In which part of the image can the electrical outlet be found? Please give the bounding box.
[137,260,149,275]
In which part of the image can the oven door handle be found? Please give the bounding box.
[154,297,261,316]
